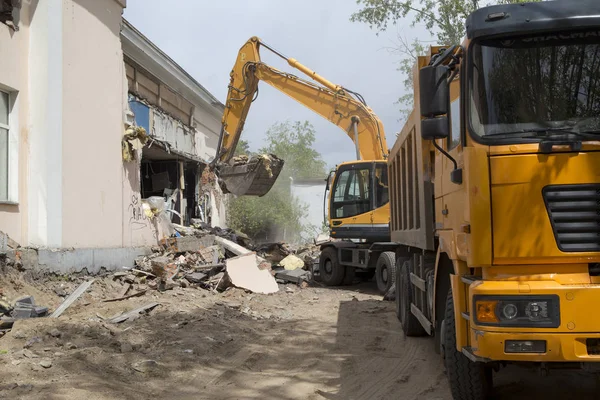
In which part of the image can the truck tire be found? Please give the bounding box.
[319,247,345,286]
[396,259,427,336]
[343,266,356,285]
[375,252,396,294]
[444,288,492,400]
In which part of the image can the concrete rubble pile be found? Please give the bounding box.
[122,222,321,295]
[0,226,322,337]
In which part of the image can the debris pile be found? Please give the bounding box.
[125,223,319,295]
[0,294,49,336]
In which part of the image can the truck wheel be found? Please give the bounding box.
[375,252,396,294]
[343,266,356,285]
[444,288,493,400]
[319,247,345,286]
[396,259,427,336]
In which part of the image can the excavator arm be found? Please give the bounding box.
[214,36,388,197]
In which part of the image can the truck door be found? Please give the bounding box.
[439,79,464,237]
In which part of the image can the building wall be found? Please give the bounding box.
[0,1,225,254]
[0,1,31,246]
[61,0,126,248]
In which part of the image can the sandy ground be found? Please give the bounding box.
[0,271,599,400]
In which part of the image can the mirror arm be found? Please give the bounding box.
[432,140,457,170]
[432,140,463,184]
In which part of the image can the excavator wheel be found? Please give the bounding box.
[444,288,493,400]
[375,252,396,294]
[319,247,345,286]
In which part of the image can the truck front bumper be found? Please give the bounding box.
[470,331,600,362]
[468,280,600,362]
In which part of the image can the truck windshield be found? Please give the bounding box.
[469,30,600,139]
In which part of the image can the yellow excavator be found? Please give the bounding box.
[213,37,399,294]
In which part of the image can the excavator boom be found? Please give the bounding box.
[214,37,388,197]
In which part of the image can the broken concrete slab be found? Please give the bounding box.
[174,235,216,253]
[279,255,304,271]
[314,234,331,246]
[214,236,252,256]
[50,280,94,318]
[0,231,19,252]
[275,268,310,284]
[225,253,278,295]
[198,245,221,264]
[185,272,207,283]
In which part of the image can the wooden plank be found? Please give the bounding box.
[50,280,94,318]
[118,283,131,298]
[131,269,156,278]
[108,302,160,324]
[102,290,147,303]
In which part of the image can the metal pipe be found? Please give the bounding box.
[259,38,344,93]
[351,116,361,160]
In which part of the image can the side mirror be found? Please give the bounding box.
[419,65,449,117]
[421,116,449,140]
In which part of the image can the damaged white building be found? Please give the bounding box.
[0,0,227,272]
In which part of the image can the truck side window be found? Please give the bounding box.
[448,97,461,149]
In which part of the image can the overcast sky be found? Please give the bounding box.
[124,0,427,171]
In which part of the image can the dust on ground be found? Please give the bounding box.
[0,271,599,400]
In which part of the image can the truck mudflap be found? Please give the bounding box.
[216,154,284,197]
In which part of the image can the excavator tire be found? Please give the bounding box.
[319,247,345,286]
[396,260,427,336]
[375,252,396,294]
[444,288,493,400]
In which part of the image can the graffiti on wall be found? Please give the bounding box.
[127,194,159,240]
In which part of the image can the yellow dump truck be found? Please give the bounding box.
[390,1,600,398]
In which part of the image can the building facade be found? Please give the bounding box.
[0,0,226,271]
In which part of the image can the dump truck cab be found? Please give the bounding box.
[391,1,600,398]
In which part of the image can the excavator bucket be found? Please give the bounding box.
[217,154,284,197]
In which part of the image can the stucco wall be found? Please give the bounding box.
[0,2,32,246]
[61,0,126,248]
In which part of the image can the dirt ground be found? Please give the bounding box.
[0,271,599,400]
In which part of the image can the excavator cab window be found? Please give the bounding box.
[374,163,389,208]
[331,167,371,219]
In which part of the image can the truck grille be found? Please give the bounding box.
[543,184,600,252]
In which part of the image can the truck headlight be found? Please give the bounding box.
[473,295,560,328]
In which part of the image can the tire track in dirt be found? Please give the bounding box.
[332,300,450,400]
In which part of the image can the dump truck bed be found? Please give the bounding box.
[388,109,435,251]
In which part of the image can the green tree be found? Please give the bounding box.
[350,0,542,117]
[234,139,251,156]
[227,120,327,243]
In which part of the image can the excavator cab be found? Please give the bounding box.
[328,160,390,241]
